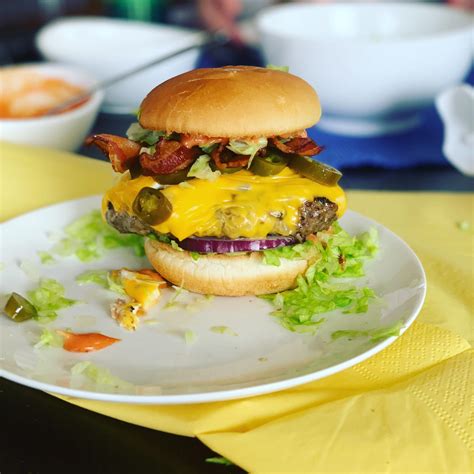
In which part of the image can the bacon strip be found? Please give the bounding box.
[271,137,323,156]
[85,134,141,173]
[140,139,200,175]
[211,144,250,170]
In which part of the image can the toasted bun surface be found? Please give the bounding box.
[145,239,309,296]
[139,66,321,138]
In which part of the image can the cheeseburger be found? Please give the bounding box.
[87,66,346,296]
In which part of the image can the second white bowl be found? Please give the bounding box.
[257,3,473,136]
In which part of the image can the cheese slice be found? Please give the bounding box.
[103,168,346,241]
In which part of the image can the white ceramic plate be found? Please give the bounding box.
[0,196,426,404]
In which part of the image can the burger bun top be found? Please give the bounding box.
[139,66,321,138]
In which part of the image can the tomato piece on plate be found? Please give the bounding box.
[58,330,120,353]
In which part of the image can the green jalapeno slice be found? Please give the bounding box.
[132,187,172,225]
[250,152,288,176]
[3,293,37,322]
[288,155,342,186]
[153,167,191,185]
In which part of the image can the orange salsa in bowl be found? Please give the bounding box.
[0,67,87,119]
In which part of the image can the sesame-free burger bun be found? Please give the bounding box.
[139,66,321,138]
[145,239,309,296]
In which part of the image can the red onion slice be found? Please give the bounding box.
[179,236,296,253]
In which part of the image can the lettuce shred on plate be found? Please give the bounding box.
[163,286,214,313]
[260,224,379,333]
[70,361,133,391]
[210,325,238,336]
[27,278,78,322]
[37,251,56,265]
[34,328,64,349]
[331,320,404,342]
[53,210,145,262]
[184,330,197,345]
[75,269,126,295]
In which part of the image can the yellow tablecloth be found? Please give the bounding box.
[1,142,473,473]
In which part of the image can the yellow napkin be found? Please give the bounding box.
[2,142,473,473]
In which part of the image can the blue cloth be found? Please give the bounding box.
[307,107,445,170]
[197,45,473,170]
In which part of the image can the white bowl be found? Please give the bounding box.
[36,17,201,113]
[257,3,473,136]
[0,63,103,151]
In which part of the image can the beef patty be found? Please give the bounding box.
[105,197,338,242]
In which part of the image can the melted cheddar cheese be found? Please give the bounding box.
[103,168,346,241]
[109,269,166,331]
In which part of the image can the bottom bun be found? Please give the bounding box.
[145,239,309,296]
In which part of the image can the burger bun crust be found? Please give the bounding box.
[139,66,321,138]
[145,239,309,296]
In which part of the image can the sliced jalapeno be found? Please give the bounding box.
[132,187,172,225]
[153,166,191,185]
[288,155,342,186]
[3,292,37,322]
[250,152,288,176]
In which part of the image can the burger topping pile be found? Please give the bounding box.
[87,122,341,185]
[88,122,346,254]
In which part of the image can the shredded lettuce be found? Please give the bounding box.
[163,286,188,311]
[75,270,126,295]
[106,272,127,295]
[263,240,317,267]
[331,320,404,342]
[266,64,289,72]
[187,154,221,181]
[227,137,267,167]
[170,240,184,252]
[76,269,109,288]
[27,278,78,322]
[37,251,56,265]
[70,361,134,391]
[184,330,197,345]
[205,457,234,466]
[260,224,379,333]
[19,259,40,281]
[53,210,145,262]
[264,223,378,273]
[34,328,64,349]
[126,122,165,145]
[190,252,200,261]
[210,326,238,336]
[147,232,171,244]
[164,286,212,312]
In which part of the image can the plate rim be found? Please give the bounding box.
[0,195,427,405]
